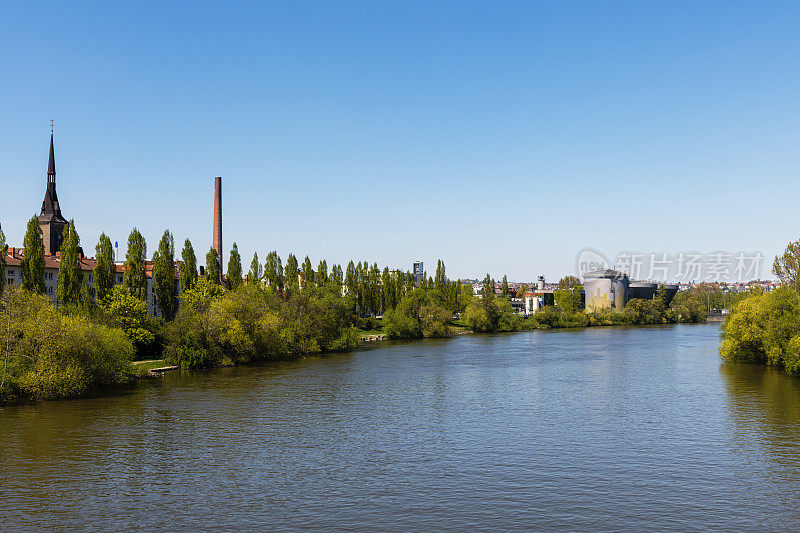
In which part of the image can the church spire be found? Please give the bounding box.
[47,120,55,183]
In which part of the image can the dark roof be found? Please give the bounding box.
[39,132,66,222]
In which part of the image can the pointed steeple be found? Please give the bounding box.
[47,131,56,183]
[40,125,64,219]
[38,123,67,255]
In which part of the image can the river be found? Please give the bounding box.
[3,323,800,531]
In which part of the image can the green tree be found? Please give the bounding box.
[264,251,284,292]
[94,233,115,302]
[21,216,45,294]
[557,275,582,289]
[331,264,344,288]
[249,252,262,285]
[317,259,328,286]
[56,220,83,307]
[300,255,314,290]
[152,230,177,320]
[501,275,509,297]
[435,260,447,292]
[180,239,198,293]
[226,242,243,290]
[100,284,155,349]
[482,274,494,299]
[285,253,299,291]
[205,248,221,285]
[554,288,582,314]
[345,261,357,296]
[773,239,800,294]
[123,228,148,300]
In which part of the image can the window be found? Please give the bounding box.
[7,270,12,277]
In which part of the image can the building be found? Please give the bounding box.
[3,130,181,316]
[523,276,555,315]
[583,269,678,311]
[413,261,424,284]
[38,131,68,255]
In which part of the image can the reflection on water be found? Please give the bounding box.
[3,324,800,531]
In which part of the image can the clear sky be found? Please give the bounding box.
[2,1,799,282]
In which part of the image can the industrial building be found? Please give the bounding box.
[521,271,678,315]
[583,270,677,311]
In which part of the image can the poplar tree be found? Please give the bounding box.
[249,251,262,285]
[381,267,392,312]
[0,225,6,297]
[317,259,328,286]
[21,216,45,294]
[284,253,299,291]
[300,256,314,290]
[94,233,115,302]
[482,274,493,299]
[264,251,284,291]
[226,242,243,290]
[123,228,148,300]
[152,230,177,319]
[345,261,357,296]
[180,239,198,293]
[331,264,343,288]
[56,220,83,306]
[205,248,221,285]
[501,275,509,297]
[435,260,447,292]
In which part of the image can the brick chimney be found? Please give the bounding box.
[213,176,222,268]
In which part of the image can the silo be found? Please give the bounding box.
[583,270,628,311]
[537,275,545,290]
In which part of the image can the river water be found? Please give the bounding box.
[3,323,800,531]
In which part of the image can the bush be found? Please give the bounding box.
[383,289,450,339]
[720,287,800,370]
[1,287,134,401]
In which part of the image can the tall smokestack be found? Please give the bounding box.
[213,176,222,269]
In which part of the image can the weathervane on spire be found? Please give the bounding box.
[50,119,54,134]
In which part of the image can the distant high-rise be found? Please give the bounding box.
[38,129,68,255]
[213,176,222,268]
[413,261,424,284]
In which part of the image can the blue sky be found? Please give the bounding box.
[1,1,799,281]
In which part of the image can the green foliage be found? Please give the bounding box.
[152,230,177,319]
[56,220,83,307]
[462,296,522,333]
[94,233,115,302]
[300,255,314,291]
[249,251,262,285]
[226,242,243,290]
[99,285,156,350]
[773,239,800,294]
[620,298,666,325]
[179,239,198,293]
[264,251,284,292]
[123,228,148,300]
[720,287,800,369]
[205,247,221,285]
[285,253,299,291]
[554,288,582,314]
[164,282,359,368]
[557,276,582,289]
[21,216,45,294]
[435,260,447,292]
[383,289,450,339]
[0,287,134,401]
